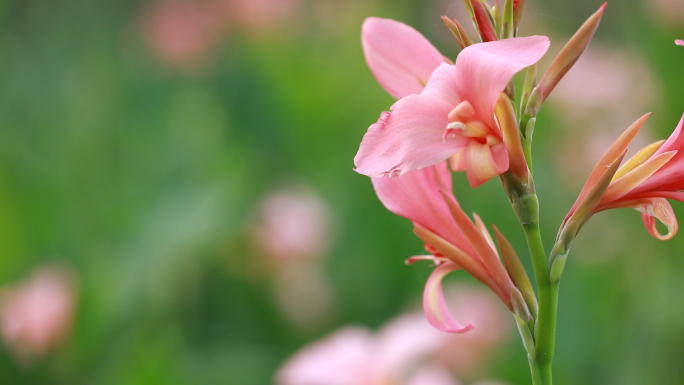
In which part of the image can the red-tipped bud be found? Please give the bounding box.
[468,0,499,42]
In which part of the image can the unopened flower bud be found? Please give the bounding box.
[526,3,607,117]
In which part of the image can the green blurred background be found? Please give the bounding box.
[0,0,682,384]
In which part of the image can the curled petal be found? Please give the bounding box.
[638,199,678,240]
[362,18,445,99]
[423,262,474,333]
[603,198,679,241]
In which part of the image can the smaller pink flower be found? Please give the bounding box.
[252,186,331,261]
[277,291,509,385]
[355,34,549,187]
[372,161,527,332]
[140,0,222,69]
[564,112,684,241]
[0,266,77,362]
[210,0,300,34]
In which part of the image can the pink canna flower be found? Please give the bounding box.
[371,161,529,332]
[564,112,684,241]
[277,296,510,385]
[0,266,77,363]
[362,18,447,100]
[355,35,549,187]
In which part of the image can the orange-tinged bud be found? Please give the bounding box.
[441,16,473,49]
[495,93,528,180]
[526,3,607,116]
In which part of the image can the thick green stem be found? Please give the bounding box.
[501,172,559,385]
[522,212,558,385]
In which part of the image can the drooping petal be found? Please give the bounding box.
[423,262,475,333]
[355,65,470,178]
[454,36,550,128]
[640,199,678,240]
[362,18,445,99]
[602,198,678,240]
[371,162,474,253]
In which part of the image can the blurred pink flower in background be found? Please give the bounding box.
[551,45,658,184]
[551,46,657,113]
[431,285,512,379]
[252,185,331,262]
[209,0,301,34]
[650,0,684,25]
[0,266,77,363]
[250,185,335,330]
[140,0,223,69]
[276,284,511,385]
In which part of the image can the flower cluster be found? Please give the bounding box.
[354,0,684,350]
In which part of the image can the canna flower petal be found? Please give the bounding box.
[454,36,550,129]
[413,226,505,301]
[600,151,676,204]
[563,113,684,242]
[602,198,678,240]
[371,161,474,254]
[356,36,549,184]
[640,199,678,240]
[569,113,650,213]
[355,80,468,178]
[439,191,515,307]
[362,17,445,99]
[612,140,665,180]
[423,262,475,333]
[465,141,509,187]
[629,114,684,193]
